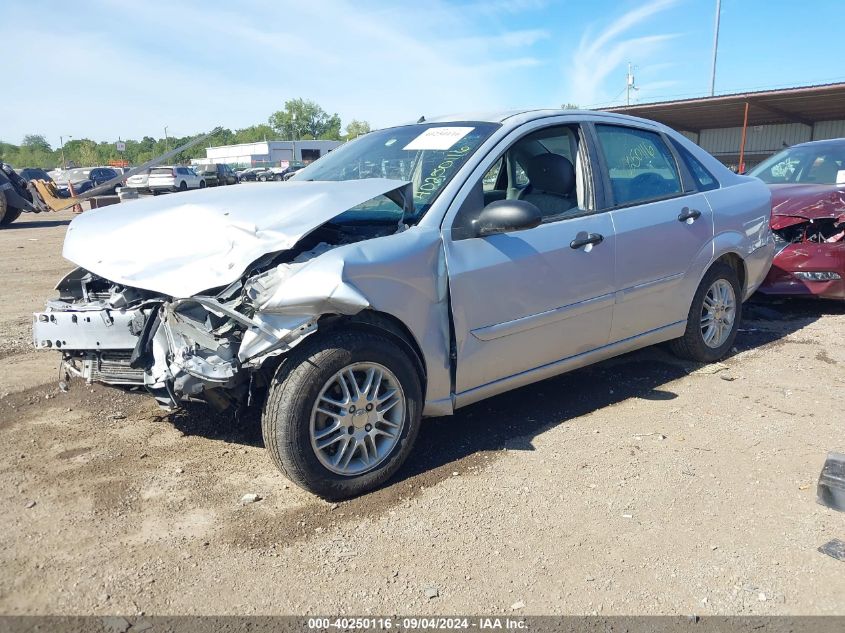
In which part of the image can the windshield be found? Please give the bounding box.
[750,144,845,185]
[293,122,498,221]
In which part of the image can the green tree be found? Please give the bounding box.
[268,99,342,141]
[80,142,98,167]
[22,134,52,152]
[344,119,371,139]
[234,124,276,144]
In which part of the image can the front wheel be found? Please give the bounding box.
[0,196,22,226]
[199,180,206,189]
[669,261,742,363]
[262,330,423,500]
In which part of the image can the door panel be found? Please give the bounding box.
[446,213,616,393]
[609,192,713,341]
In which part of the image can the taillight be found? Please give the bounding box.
[171,169,177,177]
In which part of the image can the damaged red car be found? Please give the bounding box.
[750,139,845,300]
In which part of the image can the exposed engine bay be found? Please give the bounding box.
[772,215,845,248]
[33,216,402,411]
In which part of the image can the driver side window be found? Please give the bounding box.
[452,124,591,239]
[493,125,589,220]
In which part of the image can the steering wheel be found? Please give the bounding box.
[629,172,667,198]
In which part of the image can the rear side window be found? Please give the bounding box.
[595,124,682,206]
[671,139,719,191]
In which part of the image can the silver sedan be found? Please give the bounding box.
[34,110,774,499]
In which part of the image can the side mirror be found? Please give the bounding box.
[473,200,542,237]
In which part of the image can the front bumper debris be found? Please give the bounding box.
[33,306,142,351]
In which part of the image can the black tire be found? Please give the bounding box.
[262,329,423,500]
[669,261,742,363]
[1,207,22,225]
[199,180,206,189]
[0,194,22,226]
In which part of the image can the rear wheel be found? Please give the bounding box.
[669,262,742,363]
[262,330,423,500]
[179,181,187,191]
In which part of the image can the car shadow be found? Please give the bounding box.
[166,295,837,488]
[6,219,72,230]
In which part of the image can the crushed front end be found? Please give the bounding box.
[32,257,328,410]
[758,214,845,300]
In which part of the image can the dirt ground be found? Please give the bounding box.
[1,209,844,616]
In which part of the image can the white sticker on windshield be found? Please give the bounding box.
[403,127,475,151]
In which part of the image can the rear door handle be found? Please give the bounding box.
[678,207,701,222]
[570,233,604,249]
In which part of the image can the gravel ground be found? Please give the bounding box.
[1,209,844,616]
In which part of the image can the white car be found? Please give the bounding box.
[147,166,206,193]
[125,169,151,192]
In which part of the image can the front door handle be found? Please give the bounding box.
[678,207,701,222]
[570,233,604,249]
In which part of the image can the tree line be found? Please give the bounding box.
[0,99,371,169]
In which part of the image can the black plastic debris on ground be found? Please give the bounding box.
[818,539,845,562]
[817,451,845,512]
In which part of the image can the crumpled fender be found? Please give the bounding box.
[254,255,370,316]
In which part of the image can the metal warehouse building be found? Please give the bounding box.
[198,139,342,169]
[607,83,845,172]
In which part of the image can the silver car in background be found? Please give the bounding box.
[33,110,774,499]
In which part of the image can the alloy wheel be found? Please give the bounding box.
[700,279,736,348]
[309,362,406,476]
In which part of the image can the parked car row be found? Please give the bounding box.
[234,163,306,182]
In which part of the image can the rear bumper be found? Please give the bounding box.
[743,239,776,300]
[147,179,177,190]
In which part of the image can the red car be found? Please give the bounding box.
[750,139,845,300]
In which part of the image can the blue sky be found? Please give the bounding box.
[2,0,841,146]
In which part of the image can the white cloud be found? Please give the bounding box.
[0,0,550,142]
[564,0,680,108]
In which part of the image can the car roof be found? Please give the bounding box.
[790,137,845,149]
[397,109,671,135]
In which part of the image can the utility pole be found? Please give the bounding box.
[710,0,722,96]
[626,62,638,105]
[164,126,170,154]
[59,135,71,169]
[291,113,297,165]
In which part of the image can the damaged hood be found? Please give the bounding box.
[63,178,411,297]
[769,183,845,222]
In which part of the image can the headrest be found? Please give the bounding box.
[524,153,575,195]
